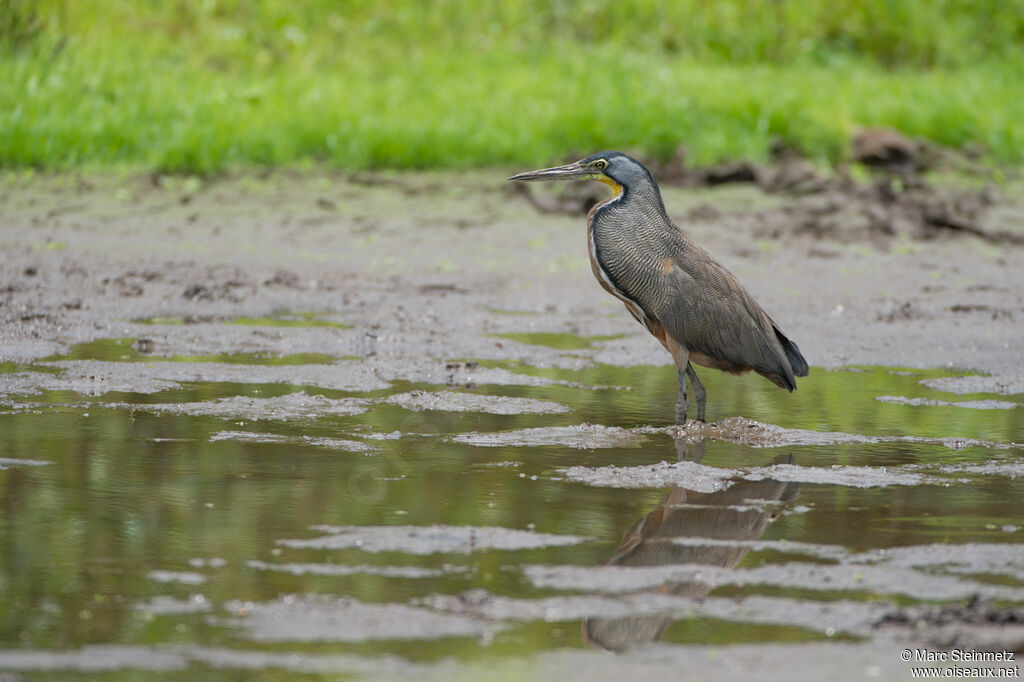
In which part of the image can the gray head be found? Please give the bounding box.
[508,151,660,198]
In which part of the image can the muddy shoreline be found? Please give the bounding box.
[2,169,1022,393]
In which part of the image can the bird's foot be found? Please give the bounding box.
[672,415,708,429]
[675,394,688,425]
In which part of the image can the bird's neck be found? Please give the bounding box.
[589,178,671,236]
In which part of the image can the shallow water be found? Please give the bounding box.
[44,337,338,366]
[1,345,1022,679]
[489,332,626,351]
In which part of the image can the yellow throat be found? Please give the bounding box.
[596,175,623,197]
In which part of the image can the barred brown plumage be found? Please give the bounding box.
[510,151,809,425]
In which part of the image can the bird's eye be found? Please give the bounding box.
[594,159,608,170]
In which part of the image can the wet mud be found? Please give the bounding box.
[384,390,571,414]
[129,391,371,420]
[558,458,946,491]
[245,560,463,578]
[209,430,379,453]
[452,424,645,449]
[219,595,495,642]
[877,395,1020,409]
[277,524,590,554]
[666,417,1020,450]
[1,170,1023,681]
[876,596,1024,653]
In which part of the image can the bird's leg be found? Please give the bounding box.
[675,368,688,425]
[665,336,692,426]
[685,362,706,422]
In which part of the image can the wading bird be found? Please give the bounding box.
[509,152,808,424]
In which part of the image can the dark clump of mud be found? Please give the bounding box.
[877,595,1024,629]
[876,595,1024,654]
[773,178,1014,245]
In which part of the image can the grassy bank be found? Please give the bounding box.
[2,1,1023,173]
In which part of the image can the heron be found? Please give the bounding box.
[509,151,808,424]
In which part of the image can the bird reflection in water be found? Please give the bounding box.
[583,440,801,651]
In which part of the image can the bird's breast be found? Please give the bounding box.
[586,208,665,330]
[588,208,666,296]
[586,212,631,302]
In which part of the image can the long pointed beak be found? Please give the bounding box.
[507,162,591,182]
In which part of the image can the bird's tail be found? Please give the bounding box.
[775,328,809,378]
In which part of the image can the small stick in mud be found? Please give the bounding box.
[510,151,809,424]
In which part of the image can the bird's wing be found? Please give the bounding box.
[640,243,797,389]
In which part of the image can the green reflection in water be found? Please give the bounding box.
[0,362,62,375]
[0,359,1022,676]
[660,618,844,645]
[24,672,340,682]
[489,332,625,350]
[41,338,338,366]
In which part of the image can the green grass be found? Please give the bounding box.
[2,0,1023,173]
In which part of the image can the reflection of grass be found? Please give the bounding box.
[0,362,61,375]
[661,616,843,645]
[490,332,625,351]
[2,2,1022,172]
[42,338,338,366]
